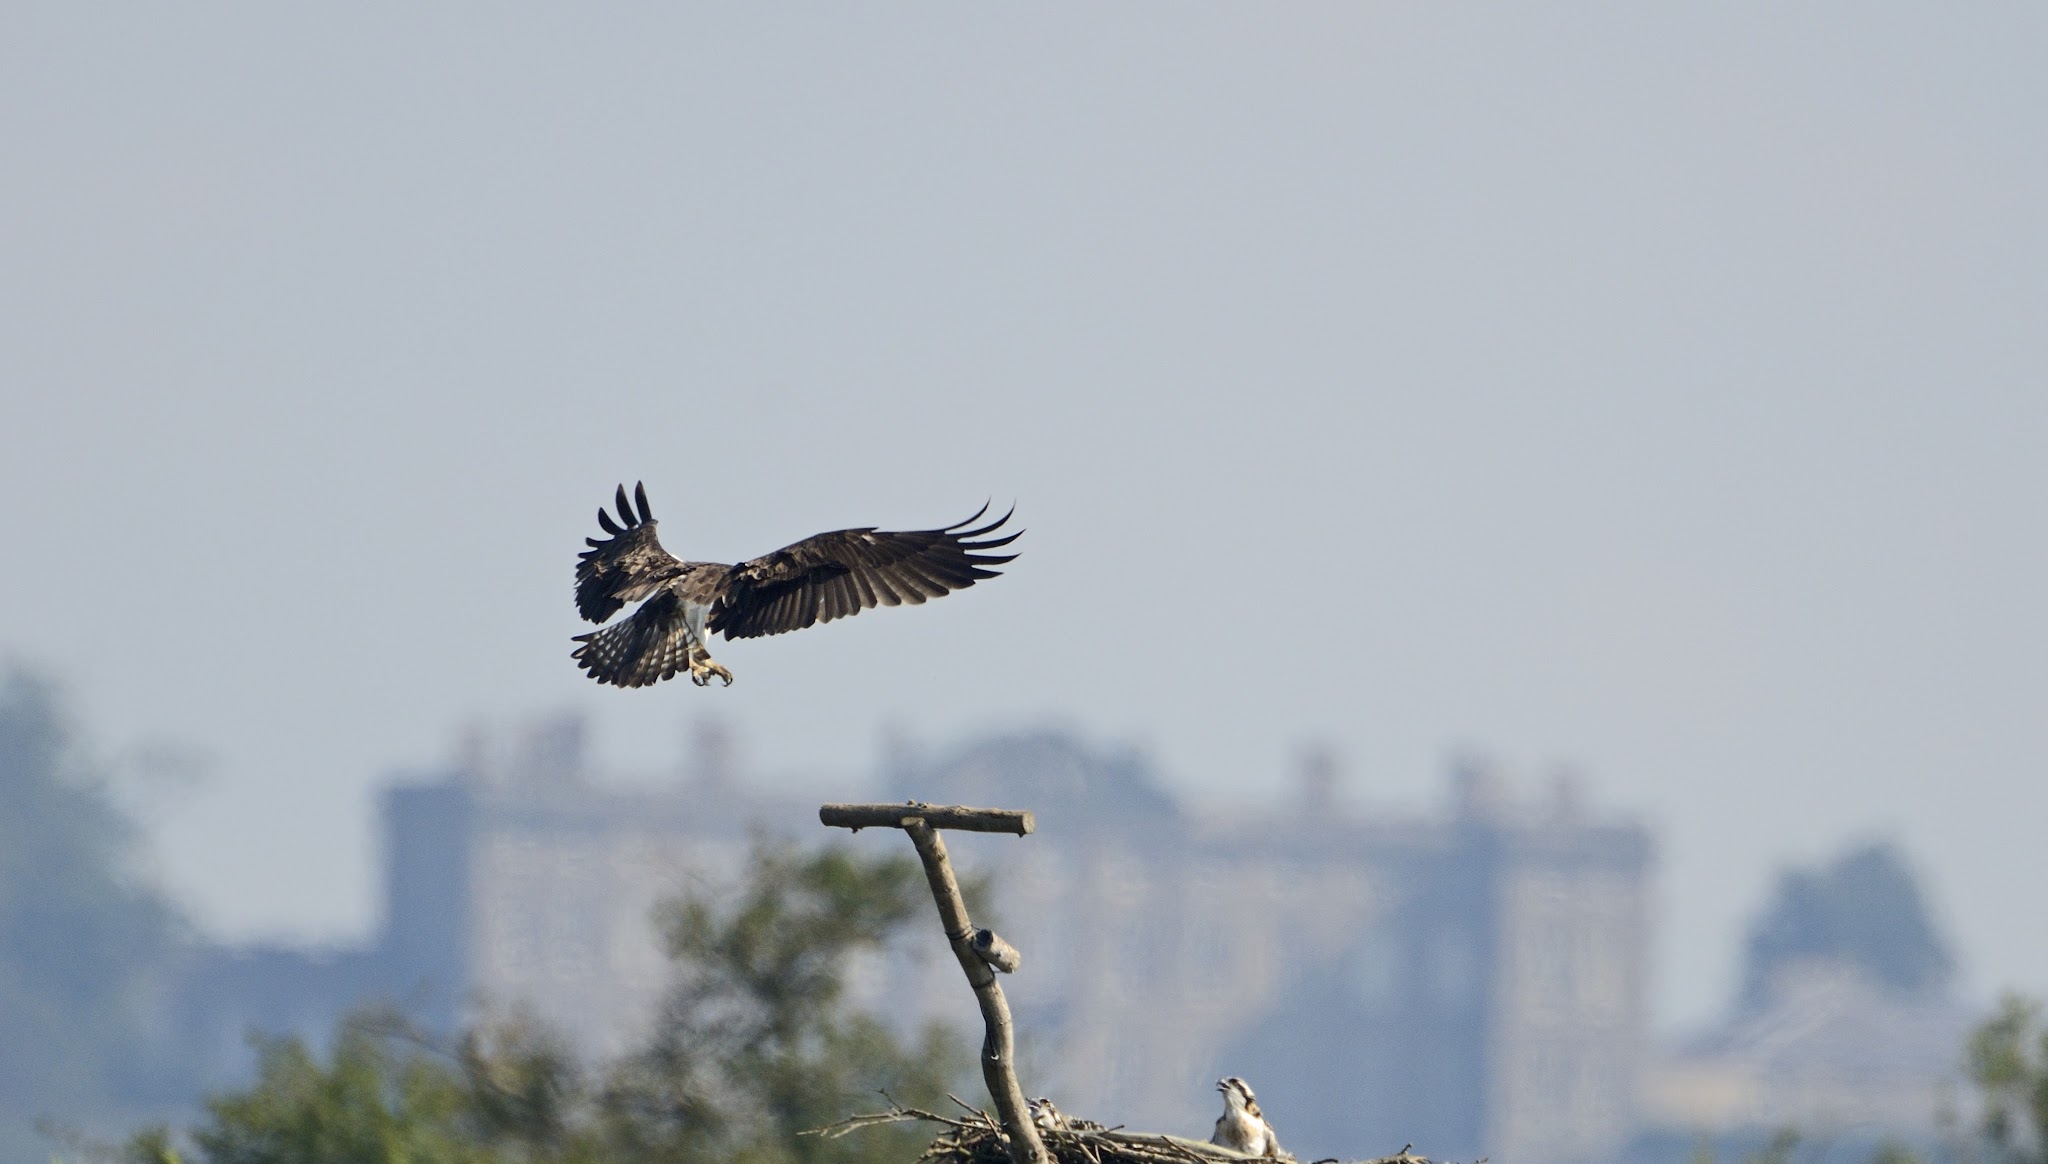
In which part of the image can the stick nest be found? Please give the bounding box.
[806,1100,1443,1164]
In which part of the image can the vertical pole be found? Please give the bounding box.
[902,818,1049,1164]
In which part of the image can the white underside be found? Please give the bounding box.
[682,600,711,647]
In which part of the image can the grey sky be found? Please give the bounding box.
[2,4,2042,1031]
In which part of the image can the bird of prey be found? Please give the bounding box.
[570,482,1019,688]
[1210,1077,1284,1158]
[1028,1097,1102,1135]
[1028,1097,1070,1134]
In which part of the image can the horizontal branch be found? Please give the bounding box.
[818,802,1035,836]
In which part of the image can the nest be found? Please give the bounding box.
[807,1101,1438,1164]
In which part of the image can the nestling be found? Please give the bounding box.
[1210,1076,1284,1158]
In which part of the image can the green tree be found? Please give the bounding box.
[195,1012,597,1164]
[596,842,969,1164]
[132,843,971,1164]
[123,1008,599,1164]
[1964,994,2048,1164]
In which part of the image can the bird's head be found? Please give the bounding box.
[1217,1076,1258,1113]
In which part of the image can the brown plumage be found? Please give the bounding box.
[570,482,1019,688]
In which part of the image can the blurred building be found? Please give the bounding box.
[170,720,1655,1164]
[1632,842,1975,1162]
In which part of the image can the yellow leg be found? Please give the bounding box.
[686,643,734,687]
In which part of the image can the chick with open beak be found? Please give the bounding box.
[1210,1076,1284,1157]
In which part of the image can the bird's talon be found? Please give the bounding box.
[685,656,733,687]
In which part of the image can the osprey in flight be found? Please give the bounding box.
[570,483,1019,688]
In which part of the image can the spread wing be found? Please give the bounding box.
[570,589,698,687]
[707,504,1020,641]
[575,482,686,624]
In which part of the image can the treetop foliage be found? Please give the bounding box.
[124,842,970,1164]
[1964,994,2048,1164]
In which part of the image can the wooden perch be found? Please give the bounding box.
[972,928,1021,974]
[820,802,1036,836]
[821,805,1049,1164]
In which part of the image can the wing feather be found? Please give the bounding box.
[708,505,1021,640]
[897,559,952,598]
[870,572,903,607]
[827,573,856,621]
[570,589,696,688]
[848,570,878,609]
[575,481,687,624]
[893,564,938,602]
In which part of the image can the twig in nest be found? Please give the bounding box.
[1064,1132,1106,1164]
[948,1092,999,1124]
[805,1109,919,1140]
[816,1101,1458,1164]
[804,1104,977,1140]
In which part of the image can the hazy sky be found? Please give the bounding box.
[2,4,2042,1031]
